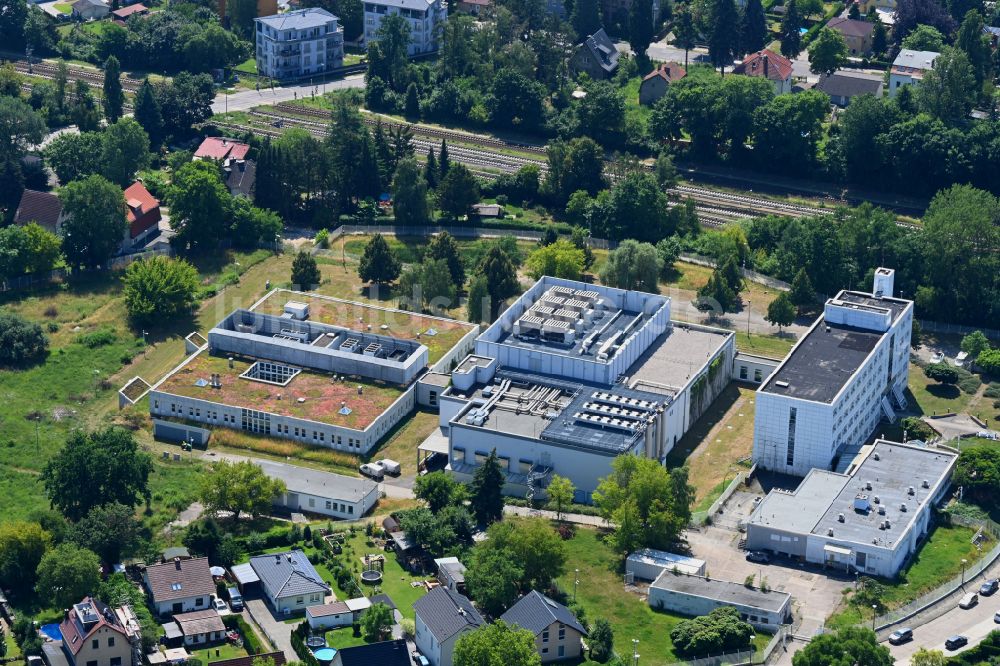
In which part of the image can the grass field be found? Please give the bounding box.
[907,364,977,417]
[558,528,772,664]
[367,409,440,476]
[189,642,248,663]
[734,331,796,358]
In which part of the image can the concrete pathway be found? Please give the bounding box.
[245,599,296,663]
[502,504,607,527]
[212,75,366,114]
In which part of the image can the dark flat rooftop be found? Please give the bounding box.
[761,322,880,403]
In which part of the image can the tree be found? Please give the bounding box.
[670,607,754,657]
[924,362,960,384]
[525,240,586,281]
[871,21,888,55]
[766,292,796,332]
[976,348,1000,375]
[414,471,466,512]
[708,0,740,73]
[571,0,602,38]
[360,602,394,641]
[0,96,46,163]
[593,455,694,553]
[437,164,480,221]
[358,234,401,285]
[227,0,258,37]
[789,268,817,309]
[439,139,451,179]
[469,449,505,525]
[425,231,465,286]
[479,246,520,319]
[133,79,163,147]
[199,460,286,521]
[398,258,457,311]
[546,475,575,520]
[0,0,28,51]
[673,6,698,67]
[36,544,101,609]
[424,149,439,188]
[953,446,1000,504]
[792,626,892,666]
[102,55,124,123]
[229,198,283,249]
[917,48,976,124]
[0,222,61,279]
[168,160,231,253]
[780,0,802,58]
[960,330,990,361]
[392,157,430,226]
[454,622,541,666]
[0,522,50,598]
[543,138,606,205]
[590,619,614,662]
[738,0,767,55]
[0,311,48,367]
[629,0,656,59]
[42,427,153,521]
[956,10,992,88]
[465,546,524,616]
[809,28,848,76]
[902,24,946,51]
[44,132,103,184]
[467,274,489,324]
[911,648,947,666]
[486,68,547,130]
[569,226,595,271]
[71,503,141,564]
[123,256,199,325]
[599,240,662,293]
[596,172,673,242]
[101,118,151,186]
[184,517,224,561]
[291,251,322,289]
[71,79,101,133]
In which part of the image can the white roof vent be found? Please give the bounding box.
[865,480,872,490]
[873,452,880,461]
[922,479,930,488]
[908,486,915,495]
[827,528,834,536]
[900,503,907,512]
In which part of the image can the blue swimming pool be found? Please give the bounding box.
[799,27,808,35]
[313,648,337,663]
[40,624,63,642]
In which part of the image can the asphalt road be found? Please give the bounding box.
[212,74,366,114]
[887,591,1000,663]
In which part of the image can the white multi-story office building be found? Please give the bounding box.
[752,268,913,476]
[363,0,446,56]
[255,8,344,81]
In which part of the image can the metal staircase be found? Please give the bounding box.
[892,384,908,411]
[880,395,897,424]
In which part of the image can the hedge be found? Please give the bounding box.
[222,615,263,655]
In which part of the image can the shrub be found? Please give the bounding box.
[900,417,935,441]
[924,363,959,384]
[78,328,117,348]
[123,256,200,324]
[0,312,49,366]
[958,375,981,395]
[314,228,330,249]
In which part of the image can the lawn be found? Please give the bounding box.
[668,384,757,507]
[189,642,248,663]
[235,58,257,75]
[558,528,772,664]
[325,627,369,648]
[53,2,72,12]
[621,76,652,128]
[366,409,440,476]
[907,363,976,417]
[734,331,796,359]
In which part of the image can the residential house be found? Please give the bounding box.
[224,159,256,198]
[161,547,192,563]
[58,598,138,666]
[985,26,1000,47]
[13,189,66,235]
[815,70,883,106]
[363,0,447,56]
[413,587,484,666]
[249,550,331,615]
[122,181,161,251]
[569,29,620,80]
[500,591,587,663]
[330,640,410,666]
[733,49,793,94]
[639,62,685,105]
[455,0,490,14]
[306,596,372,630]
[471,203,504,219]
[858,0,895,15]
[110,3,147,21]
[172,610,226,647]
[255,8,344,81]
[433,557,466,594]
[144,557,216,616]
[72,0,109,20]
[889,49,938,96]
[194,137,251,162]
[825,17,874,55]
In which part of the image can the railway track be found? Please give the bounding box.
[11,60,143,93]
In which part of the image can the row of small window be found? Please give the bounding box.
[304,497,356,514]
[85,659,121,666]
[737,366,764,382]
[740,614,770,624]
[452,448,528,473]
[541,646,566,657]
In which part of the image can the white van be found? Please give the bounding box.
[360,462,385,480]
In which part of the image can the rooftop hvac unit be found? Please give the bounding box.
[884,519,891,529]
[827,528,834,536]
[854,494,870,512]
[865,480,873,490]
[878,505,886,515]
[900,503,907,512]
[873,452,880,461]
[874,496,880,504]
[363,342,382,357]
[837,513,845,523]
[908,486,915,495]
[340,338,360,353]
[922,479,930,488]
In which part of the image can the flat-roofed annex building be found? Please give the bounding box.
[752,268,913,476]
[437,277,735,503]
[745,440,957,578]
[647,572,792,631]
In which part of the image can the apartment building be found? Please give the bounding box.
[255,8,344,81]
[363,0,446,56]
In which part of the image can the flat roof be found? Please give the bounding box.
[760,290,908,403]
[627,323,732,393]
[253,290,475,365]
[650,572,791,613]
[256,7,338,29]
[750,441,957,548]
[251,458,377,503]
[496,307,643,359]
[156,350,405,430]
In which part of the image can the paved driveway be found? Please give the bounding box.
[245,599,296,663]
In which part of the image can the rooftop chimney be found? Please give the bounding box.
[873,267,895,298]
[174,558,181,569]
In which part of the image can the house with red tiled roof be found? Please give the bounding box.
[825,17,874,55]
[14,189,67,235]
[639,62,686,105]
[733,49,794,94]
[121,181,161,250]
[194,137,251,161]
[110,3,148,20]
[59,598,139,666]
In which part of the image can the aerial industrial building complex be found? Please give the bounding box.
[752,268,914,476]
[433,277,735,503]
[745,440,957,577]
[148,290,476,454]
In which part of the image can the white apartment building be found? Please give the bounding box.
[363,0,446,56]
[752,268,913,476]
[889,49,938,97]
[255,8,344,81]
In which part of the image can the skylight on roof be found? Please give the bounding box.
[171,583,182,591]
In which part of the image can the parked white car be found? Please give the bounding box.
[959,592,978,609]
